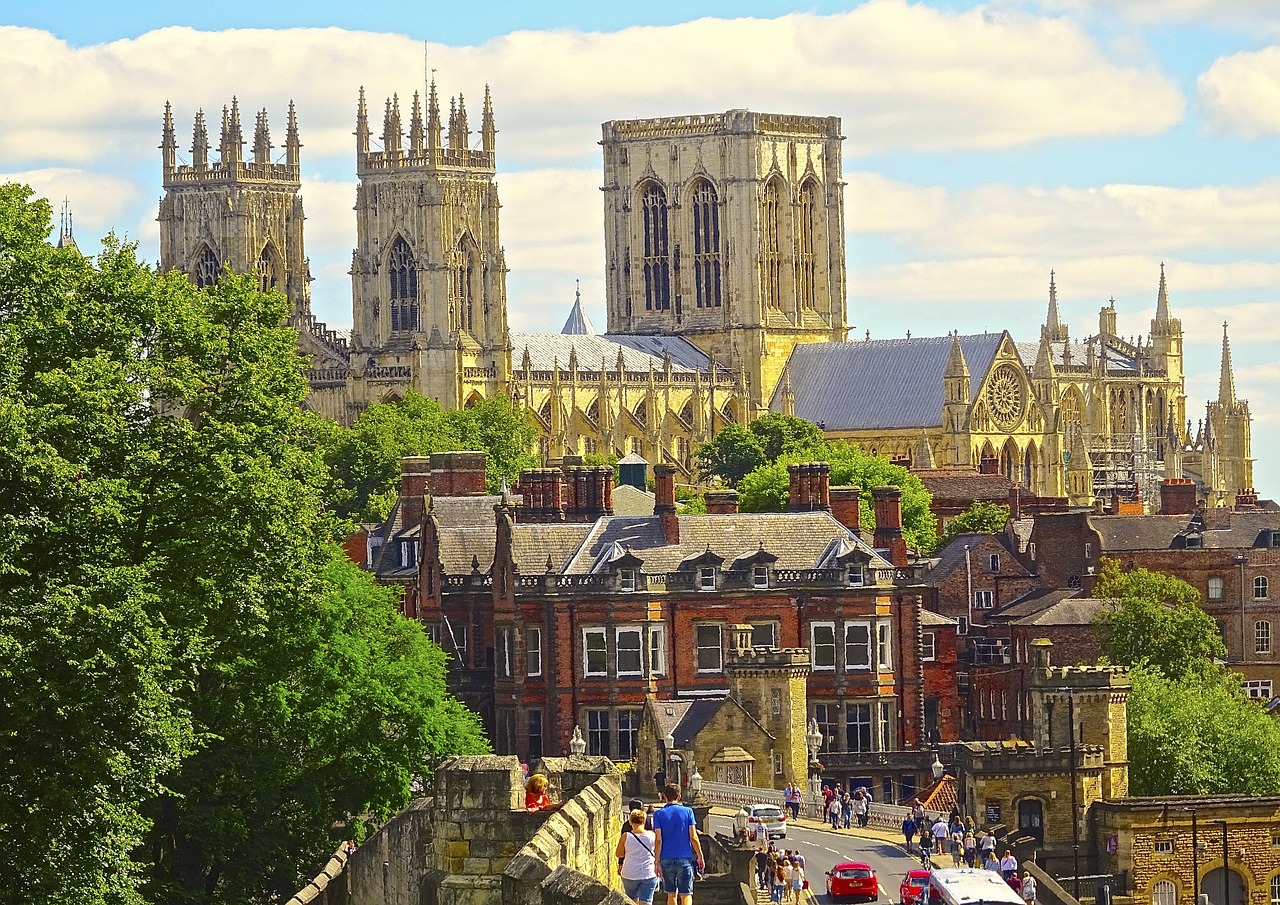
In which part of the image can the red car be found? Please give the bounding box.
[826,862,879,902]
[900,870,931,905]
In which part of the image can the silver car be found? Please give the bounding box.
[740,803,788,839]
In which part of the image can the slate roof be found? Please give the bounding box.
[511,331,730,374]
[561,293,596,335]
[921,609,958,627]
[1091,515,1187,551]
[1012,339,1099,372]
[771,333,1009,430]
[610,483,657,517]
[990,588,1081,621]
[1012,596,1110,627]
[915,468,1017,502]
[926,533,1022,583]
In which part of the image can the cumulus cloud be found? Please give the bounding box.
[1199,47,1280,137]
[1030,0,1279,28]
[0,167,140,238]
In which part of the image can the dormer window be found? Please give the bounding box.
[753,565,769,589]
[620,569,637,592]
[847,565,865,587]
[1185,534,1202,548]
[698,567,717,591]
[400,540,416,569]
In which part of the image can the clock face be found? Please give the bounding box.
[985,364,1025,428]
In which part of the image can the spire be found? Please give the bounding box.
[1155,262,1171,325]
[1033,329,1056,379]
[56,197,78,252]
[561,280,596,335]
[252,108,271,165]
[219,104,231,162]
[481,84,496,154]
[409,91,424,156]
[427,77,442,153]
[192,109,209,169]
[944,332,970,379]
[285,100,301,173]
[355,86,370,158]
[780,370,795,416]
[225,97,243,165]
[457,93,469,148]
[161,101,177,174]
[1219,322,1237,406]
[382,95,402,157]
[1045,270,1068,343]
[915,431,935,469]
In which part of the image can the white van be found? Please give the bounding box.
[927,869,1025,905]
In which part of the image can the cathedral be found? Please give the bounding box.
[157,85,1254,509]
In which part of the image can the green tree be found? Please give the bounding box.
[941,501,1011,543]
[694,422,767,486]
[1093,559,1225,680]
[737,441,937,553]
[0,184,487,904]
[322,391,539,522]
[746,412,824,461]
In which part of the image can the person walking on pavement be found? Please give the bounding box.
[773,856,790,904]
[652,783,705,905]
[983,850,1000,872]
[841,792,853,829]
[979,829,997,865]
[1021,872,1038,905]
[963,831,977,868]
[789,857,806,905]
[617,809,660,905]
[827,794,842,829]
[902,813,917,852]
[754,847,769,890]
[950,825,964,866]
[999,850,1018,881]
[932,815,949,855]
[852,791,867,830]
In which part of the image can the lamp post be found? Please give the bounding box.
[1214,820,1230,905]
[569,725,587,756]
[689,768,703,799]
[931,751,945,782]
[806,718,824,817]
[1184,807,1200,905]
[669,753,683,789]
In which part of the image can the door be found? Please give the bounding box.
[1204,867,1246,905]
[1017,798,1044,845]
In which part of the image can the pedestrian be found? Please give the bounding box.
[617,808,660,905]
[853,790,868,829]
[859,791,871,828]
[793,850,805,870]
[525,774,553,811]
[963,832,976,868]
[1021,871,1038,905]
[343,839,356,856]
[654,767,667,794]
[911,798,925,824]
[770,856,788,904]
[755,847,769,889]
[790,857,806,905]
[950,826,964,866]
[932,815,948,854]
[652,783,705,905]
[999,850,1018,880]
[1007,874,1022,896]
[827,794,841,829]
[841,792,853,829]
[979,830,997,864]
[983,850,1000,872]
[902,814,917,852]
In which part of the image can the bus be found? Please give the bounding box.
[927,869,1025,905]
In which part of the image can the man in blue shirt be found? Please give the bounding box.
[652,783,705,905]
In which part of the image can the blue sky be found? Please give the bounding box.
[4,0,1280,495]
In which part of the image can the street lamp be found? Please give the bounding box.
[569,724,587,756]
[669,753,683,789]
[689,768,703,799]
[806,718,824,814]
[931,752,945,781]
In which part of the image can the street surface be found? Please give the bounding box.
[710,812,920,905]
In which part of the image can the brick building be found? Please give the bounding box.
[1030,500,1280,696]
[364,453,932,774]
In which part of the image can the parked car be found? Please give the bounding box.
[900,869,932,905]
[826,861,878,902]
[739,803,788,839]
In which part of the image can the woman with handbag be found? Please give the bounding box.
[616,809,659,904]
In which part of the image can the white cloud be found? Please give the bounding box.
[1199,47,1280,137]
[1031,0,1279,28]
[0,167,140,240]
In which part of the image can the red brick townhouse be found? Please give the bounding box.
[360,453,933,772]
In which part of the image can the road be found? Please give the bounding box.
[710,813,920,905]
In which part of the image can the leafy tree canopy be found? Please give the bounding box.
[1093,558,1225,680]
[695,413,823,486]
[0,184,486,905]
[941,501,1011,543]
[321,391,540,522]
[737,441,937,553]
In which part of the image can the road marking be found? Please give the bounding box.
[824,846,842,855]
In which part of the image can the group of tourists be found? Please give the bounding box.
[752,846,807,904]
[616,783,705,905]
[820,782,873,829]
[899,800,1037,904]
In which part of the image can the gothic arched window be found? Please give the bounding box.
[640,183,671,311]
[257,244,280,293]
[388,237,419,334]
[762,178,783,309]
[691,179,721,309]
[453,235,477,335]
[796,180,818,310]
[194,246,220,289]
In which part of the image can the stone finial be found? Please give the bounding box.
[1219,321,1236,407]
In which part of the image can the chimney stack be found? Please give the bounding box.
[427,451,487,496]
[1235,488,1259,511]
[399,456,432,527]
[705,490,739,515]
[1159,478,1197,516]
[829,486,862,533]
[1008,487,1022,521]
[654,464,679,544]
[872,485,908,567]
[787,462,831,512]
[516,468,565,522]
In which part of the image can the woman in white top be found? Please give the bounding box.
[789,858,806,905]
[616,809,659,903]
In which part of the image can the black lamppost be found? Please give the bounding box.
[1183,807,1200,905]
[1214,820,1229,905]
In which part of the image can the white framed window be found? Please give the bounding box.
[584,627,607,677]
[620,569,637,592]
[698,566,717,591]
[877,622,892,670]
[1209,576,1225,600]
[878,700,893,751]
[617,627,644,676]
[1258,620,1273,655]
[526,627,542,677]
[649,624,667,676]
[1270,874,1280,905]
[753,564,769,589]
[1153,840,1174,855]
[1257,576,1270,600]
[1084,542,1092,560]
[847,564,865,587]
[618,709,641,758]
[1152,880,1176,905]
[423,624,439,645]
[921,632,936,662]
[400,540,416,568]
[1246,679,1273,699]
[811,622,836,670]
[845,622,873,670]
[696,624,723,672]
[957,616,969,635]
[750,622,777,648]
[987,553,1000,572]
[974,590,994,609]
[497,627,512,678]
[587,709,610,757]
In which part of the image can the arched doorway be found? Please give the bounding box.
[1203,867,1246,905]
[1016,798,1044,845]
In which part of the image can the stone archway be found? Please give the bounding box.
[1203,867,1246,905]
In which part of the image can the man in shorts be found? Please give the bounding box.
[653,783,705,905]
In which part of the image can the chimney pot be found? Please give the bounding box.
[654,465,679,544]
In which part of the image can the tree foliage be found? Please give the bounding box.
[321,391,539,522]
[941,501,1011,543]
[0,184,487,905]
[737,441,937,553]
[695,413,823,486]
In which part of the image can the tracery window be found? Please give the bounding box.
[453,235,477,334]
[640,183,671,311]
[388,237,420,334]
[796,180,818,309]
[193,246,220,289]
[257,245,279,293]
[762,178,783,309]
[691,179,721,309]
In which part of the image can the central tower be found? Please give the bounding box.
[600,110,847,416]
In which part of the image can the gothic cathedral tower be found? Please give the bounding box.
[348,82,510,409]
[600,111,847,418]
